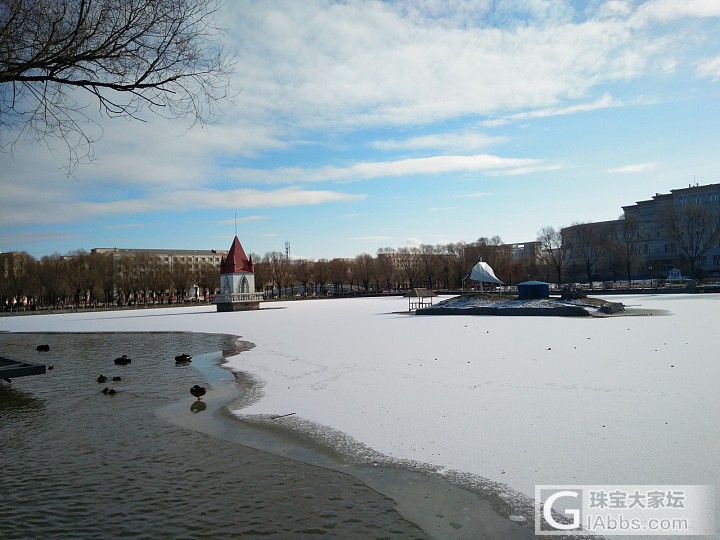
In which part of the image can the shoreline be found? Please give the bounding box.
[157,335,536,539]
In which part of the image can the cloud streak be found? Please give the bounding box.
[607,163,657,174]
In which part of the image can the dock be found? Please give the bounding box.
[0,356,47,381]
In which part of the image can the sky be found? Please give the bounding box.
[2,0,720,261]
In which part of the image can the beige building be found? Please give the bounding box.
[91,247,227,273]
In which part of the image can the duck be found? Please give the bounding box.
[190,385,207,400]
[102,387,109,394]
[108,388,116,395]
[114,355,131,365]
[112,376,122,381]
[97,375,108,383]
[175,353,192,363]
[36,344,50,352]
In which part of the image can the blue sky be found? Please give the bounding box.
[3,0,720,260]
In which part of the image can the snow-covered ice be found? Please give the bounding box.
[3,293,719,521]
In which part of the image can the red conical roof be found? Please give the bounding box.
[220,236,254,274]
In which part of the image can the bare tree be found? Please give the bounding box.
[327,258,349,295]
[313,259,329,296]
[0,251,35,310]
[1,0,232,170]
[661,201,720,279]
[293,259,314,296]
[445,242,468,289]
[537,226,571,285]
[375,249,395,291]
[266,251,289,298]
[396,247,420,289]
[354,254,375,292]
[38,253,68,308]
[609,214,641,286]
[568,222,612,285]
[418,244,441,289]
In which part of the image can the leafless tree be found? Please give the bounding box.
[444,242,468,289]
[1,0,232,171]
[537,226,571,285]
[354,254,375,292]
[661,201,720,279]
[0,251,35,310]
[568,222,612,285]
[375,249,395,291]
[417,244,441,289]
[312,259,330,296]
[170,257,191,303]
[396,247,420,289]
[195,260,219,301]
[293,259,314,296]
[266,251,289,297]
[609,214,641,286]
[38,253,68,308]
[327,258,349,294]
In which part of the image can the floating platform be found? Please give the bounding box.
[0,357,47,380]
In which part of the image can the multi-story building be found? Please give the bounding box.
[622,183,720,276]
[91,247,227,274]
[562,182,720,281]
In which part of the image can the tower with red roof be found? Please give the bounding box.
[213,236,263,311]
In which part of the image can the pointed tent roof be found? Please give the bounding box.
[220,236,254,274]
[465,260,503,284]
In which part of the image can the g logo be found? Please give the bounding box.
[543,490,581,530]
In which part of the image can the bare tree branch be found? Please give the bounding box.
[1,0,233,173]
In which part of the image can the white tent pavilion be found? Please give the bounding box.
[464,260,503,291]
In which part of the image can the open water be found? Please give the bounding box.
[0,332,428,539]
[1,330,538,540]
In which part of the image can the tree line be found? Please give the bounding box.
[1,238,541,311]
[3,198,719,311]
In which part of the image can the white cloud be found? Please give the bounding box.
[448,192,489,199]
[607,163,657,174]
[372,132,508,153]
[217,215,267,226]
[402,238,423,248]
[222,1,665,130]
[163,188,364,209]
[696,55,720,81]
[0,187,365,227]
[484,93,649,126]
[228,154,552,184]
[632,0,720,24]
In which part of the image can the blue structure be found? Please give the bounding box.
[517,281,550,300]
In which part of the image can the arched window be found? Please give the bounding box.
[240,276,249,293]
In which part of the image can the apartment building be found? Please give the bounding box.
[562,182,720,280]
[91,247,227,273]
[622,183,720,275]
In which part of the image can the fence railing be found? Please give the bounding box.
[211,293,265,304]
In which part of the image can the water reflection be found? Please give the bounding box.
[190,400,207,413]
[0,383,44,412]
